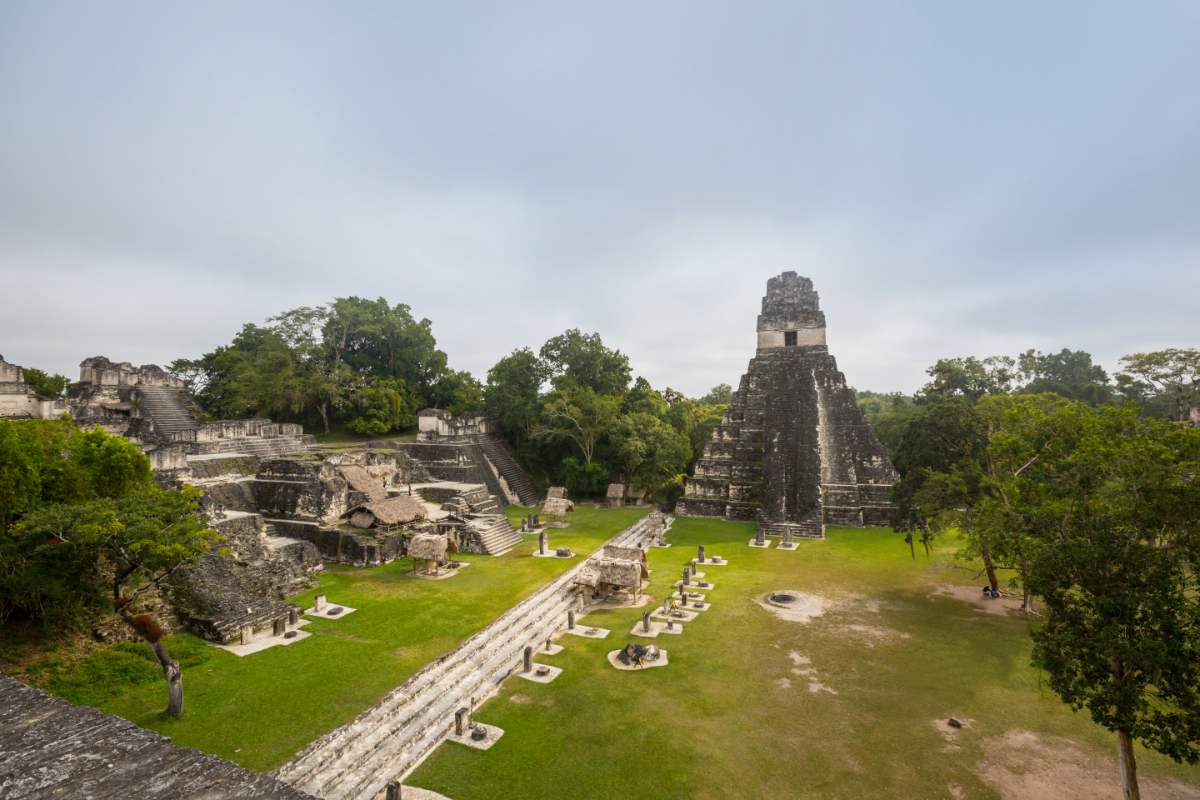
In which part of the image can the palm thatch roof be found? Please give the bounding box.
[408,532,451,561]
[338,466,387,502]
[547,486,568,499]
[343,495,427,528]
[606,483,626,499]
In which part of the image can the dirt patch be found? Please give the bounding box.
[755,591,828,623]
[977,730,1200,800]
[836,623,911,645]
[838,593,882,614]
[932,717,974,751]
[508,693,531,704]
[781,651,836,695]
[929,584,1024,617]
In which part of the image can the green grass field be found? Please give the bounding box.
[36,505,645,771]
[406,517,1200,800]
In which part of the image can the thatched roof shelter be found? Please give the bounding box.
[606,483,625,499]
[408,532,453,562]
[338,466,387,502]
[344,495,427,530]
[547,486,567,499]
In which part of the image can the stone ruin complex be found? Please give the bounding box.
[0,354,316,470]
[677,272,897,539]
[2,354,542,648]
[0,354,68,419]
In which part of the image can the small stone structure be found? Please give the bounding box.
[542,486,574,515]
[574,544,649,602]
[417,408,492,441]
[408,532,457,576]
[605,483,626,508]
[677,272,897,539]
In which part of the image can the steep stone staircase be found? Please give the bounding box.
[136,385,199,435]
[275,514,658,800]
[468,515,521,556]
[478,437,540,507]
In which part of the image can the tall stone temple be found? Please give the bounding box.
[676,272,897,539]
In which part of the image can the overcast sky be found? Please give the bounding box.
[1,2,1197,396]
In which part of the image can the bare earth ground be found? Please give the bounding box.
[978,730,1200,800]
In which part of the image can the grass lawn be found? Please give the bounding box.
[311,423,418,445]
[407,517,1200,800]
[32,505,645,772]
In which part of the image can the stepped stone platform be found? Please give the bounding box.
[0,675,315,799]
[275,513,662,800]
[677,272,897,538]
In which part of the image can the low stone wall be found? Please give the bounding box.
[270,520,405,566]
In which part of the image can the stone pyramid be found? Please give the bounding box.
[676,272,896,539]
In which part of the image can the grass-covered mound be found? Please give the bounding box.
[29,505,645,771]
[407,517,1200,799]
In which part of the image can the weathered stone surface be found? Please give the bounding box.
[0,675,315,799]
[165,513,320,644]
[677,272,897,538]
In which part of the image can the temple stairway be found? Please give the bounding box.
[477,436,540,506]
[275,514,659,800]
[136,385,199,434]
[468,515,521,556]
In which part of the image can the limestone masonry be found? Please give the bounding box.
[676,272,896,538]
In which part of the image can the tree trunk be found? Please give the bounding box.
[118,610,184,717]
[1020,558,1034,613]
[922,537,931,558]
[152,639,185,717]
[907,536,915,560]
[319,402,330,433]
[981,543,999,591]
[1117,729,1141,800]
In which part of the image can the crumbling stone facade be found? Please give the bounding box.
[677,272,896,539]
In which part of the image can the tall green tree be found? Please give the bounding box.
[13,487,219,717]
[533,384,619,466]
[429,369,484,416]
[1017,348,1112,405]
[1117,348,1200,422]
[539,329,631,395]
[485,348,547,447]
[1008,405,1200,800]
[919,355,1018,402]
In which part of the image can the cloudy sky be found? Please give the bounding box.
[1,2,1197,396]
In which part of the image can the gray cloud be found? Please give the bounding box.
[2,1,1197,395]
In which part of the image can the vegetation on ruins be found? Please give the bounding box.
[171,296,483,435]
[19,367,70,399]
[0,419,219,717]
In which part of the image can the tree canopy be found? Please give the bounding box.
[172,297,480,435]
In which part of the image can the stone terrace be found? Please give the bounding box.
[275,513,663,800]
[0,675,315,800]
